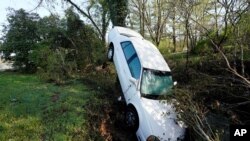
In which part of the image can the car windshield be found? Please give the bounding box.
[141,68,173,98]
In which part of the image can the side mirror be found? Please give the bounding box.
[129,77,137,86]
[173,81,177,86]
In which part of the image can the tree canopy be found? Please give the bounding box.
[1,9,40,71]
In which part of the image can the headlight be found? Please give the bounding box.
[147,135,160,141]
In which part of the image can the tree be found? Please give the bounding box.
[0,42,3,61]
[89,0,110,43]
[179,0,250,87]
[66,0,109,44]
[170,1,177,52]
[129,0,147,36]
[64,7,104,69]
[2,8,40,72]
[38,14,66,47]
[130,0,171,46]
[38,0,109,44]
[108,0,128,26]
[0,42,2,51]
[29,9,103,83]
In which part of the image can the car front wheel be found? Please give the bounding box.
[125,106,139,132]
[107,46,114,62]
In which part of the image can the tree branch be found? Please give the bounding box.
[189,16,250,87]
[65,0,102,38]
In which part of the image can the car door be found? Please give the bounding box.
[120,41,142,102]
[112,36,130,91]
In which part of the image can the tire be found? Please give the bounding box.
[125,106,139,132]
[107,45,114,62]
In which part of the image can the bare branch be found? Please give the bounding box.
[65,0,102,38]
[189,16,250,87]
[28,0,44,13]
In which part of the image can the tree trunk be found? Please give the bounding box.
[101,9,108,45]
[142,0,145,37]
[185,18,190,77]
[156,0,162,47]
[239,26,245,76]
[172,10,176,52]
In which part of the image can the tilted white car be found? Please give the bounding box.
[107,26,187,141]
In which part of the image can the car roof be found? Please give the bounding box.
[111,26,171,72]
[130,37,171,72]
[114,26,143,38]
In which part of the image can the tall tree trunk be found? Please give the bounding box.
[142,0,145,37]
[214,1,219,38]
[172,9,176,52]
[239,26,245,76]
[156,0,162,47]
[185,18,190,80]
[101,10,107,44]
[139,0,145,37]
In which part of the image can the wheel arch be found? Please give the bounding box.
[126,103,140,132]
[107,42,114,62]
[127,103,141,125]
[109,42,114,48]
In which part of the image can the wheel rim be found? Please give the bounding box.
[108,48,113,59]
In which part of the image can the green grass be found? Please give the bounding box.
[0,72,96,140]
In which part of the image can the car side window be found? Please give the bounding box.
[121,41,136,60]
[128,56,141,79]
[121,41,141,79]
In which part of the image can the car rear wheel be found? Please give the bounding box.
[107,46,114,62]
[125,106,139,132]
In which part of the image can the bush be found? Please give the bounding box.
[29,45,77,84]
[192,39,213,55]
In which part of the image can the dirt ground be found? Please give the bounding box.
[101,99,138,141]
[82,75,138,141]
[96,87,138,141]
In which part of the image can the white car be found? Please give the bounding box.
[107,26,187,141]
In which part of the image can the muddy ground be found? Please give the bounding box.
[82,75,138,141]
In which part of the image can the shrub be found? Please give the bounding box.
[29,45,77,84]
[192,39,212,55]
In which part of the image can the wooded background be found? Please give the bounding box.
[0,0,250,140]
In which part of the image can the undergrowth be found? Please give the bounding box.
[167,53,250,141]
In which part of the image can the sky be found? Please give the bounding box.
[0,0,112,40]
[0,0,65,38]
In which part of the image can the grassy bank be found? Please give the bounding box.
[0,72,98,140]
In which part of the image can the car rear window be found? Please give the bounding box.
[121,41,141,79]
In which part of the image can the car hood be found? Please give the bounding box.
[140,97,185,140]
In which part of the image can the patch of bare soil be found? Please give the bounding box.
[82,75,137,141]
[101,99,138,141]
